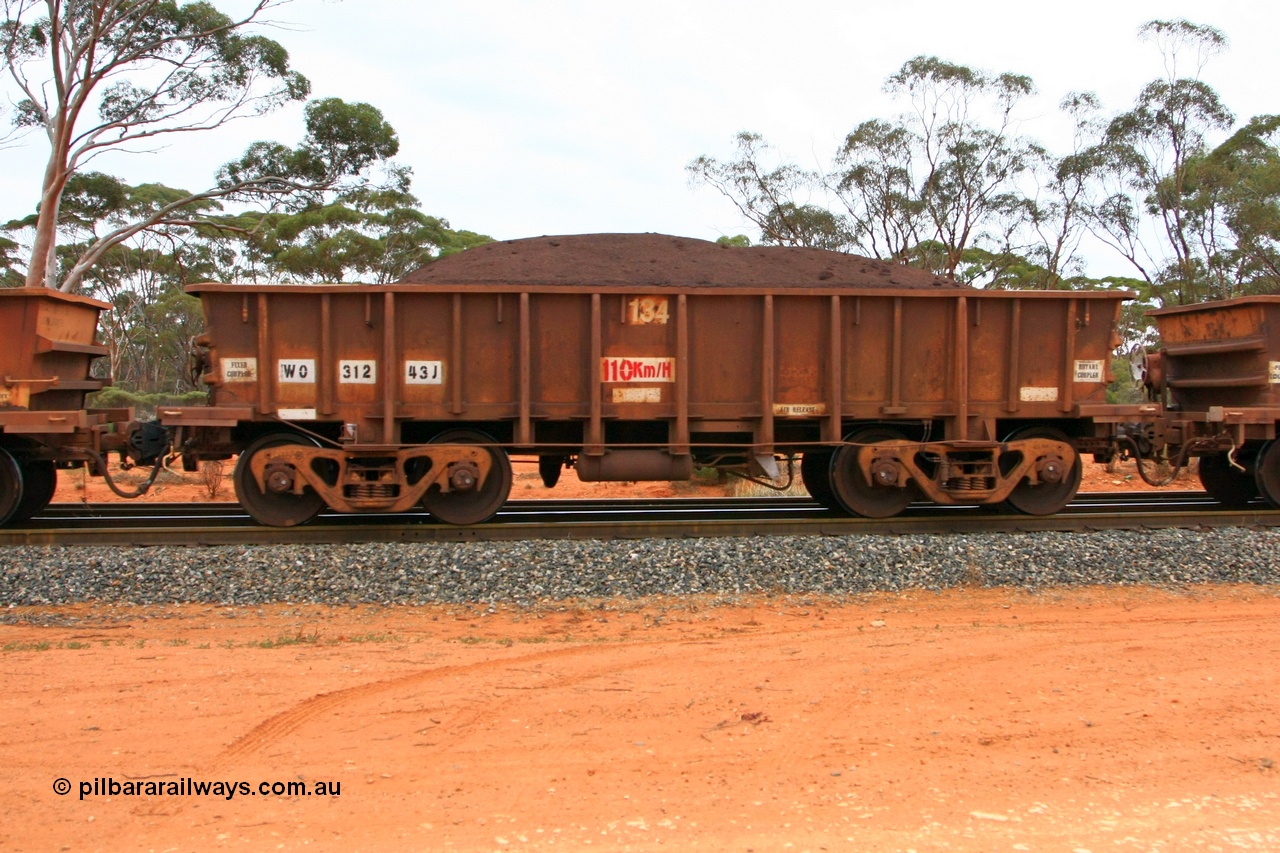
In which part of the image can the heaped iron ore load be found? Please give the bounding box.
[1146,296,1280,507]
[0,288,164,525]
[158,234,1129,526]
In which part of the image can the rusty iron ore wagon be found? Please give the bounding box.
[158,234,1132,526]
[1145,295,1280,507]
[0,288,162,525]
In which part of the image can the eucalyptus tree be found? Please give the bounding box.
[692,58,1045,279]
[0,235,22,286]
[1216,116,1280,286]
[875,56,1043,279]
[1090,19,1236,304]
[86,235,206,393]
[828,57,1051,281]
[1014,92,1110,289]
[828,118,922,262]
[199,179,493,285]
[686,132,848,249]
[1166,114,1280,299]
[1,0,399,292]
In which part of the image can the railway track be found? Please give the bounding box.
[2,491,1277,547]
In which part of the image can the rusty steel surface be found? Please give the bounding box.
[183,278,1127,451]
[170,233,1137,523]
[1150,295,1280,412]
[0,288,131,446]
[0,287,110,415]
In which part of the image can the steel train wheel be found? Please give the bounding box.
[1198,452,1259,507]
[0,447,24,526]
[234,433,325,527]
[1001,427,1081,516]
[1252,441,1280,507]
[830,428,915,518]
[420,430,512,525]
[800,451,842,511]
[10,459,57,524]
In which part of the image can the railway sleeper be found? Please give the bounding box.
[243,444,495,514]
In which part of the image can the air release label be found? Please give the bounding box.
[773,404,827,417]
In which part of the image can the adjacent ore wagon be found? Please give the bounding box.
[164,233,1131,526]
[0,288,162,525]
[1146,295,1280,507]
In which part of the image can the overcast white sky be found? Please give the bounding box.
[3,0,1278,278]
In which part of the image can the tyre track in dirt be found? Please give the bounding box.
[209,601,1208,768]
[209,614,854,770]
[207,609,1113,770]
[212,636,728,769]
[213,644,601,767]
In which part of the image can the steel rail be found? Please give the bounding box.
[1,492,1277,547]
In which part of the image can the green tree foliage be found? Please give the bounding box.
[686,132,832,248]
[829,118,921,262]
[2,167,491,393]
[1168,115,1280,298]
[0,234,24,286]
[1,1,401,292]
[689,19,1280,305]
[196,179,492,285]
[1089,20,1237,304]
[757,203,851,252]
[1,1,489,396]
[693,57,1050,282]
[877,56,1042,279]
[1019,92,1109,288]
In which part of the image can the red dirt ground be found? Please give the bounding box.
[10,460,1274,851]
[4,588,1278,851]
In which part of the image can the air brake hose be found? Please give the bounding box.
[83,449,169,499]
[1115,435,1214,488]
